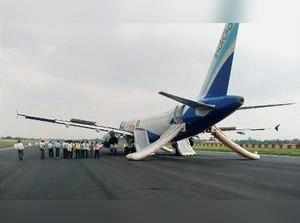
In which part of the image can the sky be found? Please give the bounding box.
[0,0,299,140]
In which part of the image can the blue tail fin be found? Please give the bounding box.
[199,23,239,99]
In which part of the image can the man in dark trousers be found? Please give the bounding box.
[62,141,68,159]
[14,139,25,161]
[54,140,61,159]
[89,142,94,158]
[94,142,102,159]
[67,142,73,159]
[39,140,46,160]
[48,141,54,158]
[80,141,84,159]
[75,142,80,159]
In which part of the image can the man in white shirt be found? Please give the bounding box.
[54,140,61,159]
[14,140,25,160]
[67,142,73,159]
[84,141,90,159]
[47,141,54,158]
[39,140,46,160]
[62,141,68,159]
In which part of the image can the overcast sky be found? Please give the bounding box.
[0,0,299,140]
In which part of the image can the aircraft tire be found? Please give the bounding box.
[124,147,130,155]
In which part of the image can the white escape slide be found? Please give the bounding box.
[211,127,260,160]
[177,139,196,156]
[126,123,185,160]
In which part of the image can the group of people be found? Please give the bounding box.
[13,139,105,161]
[39,140,103,160]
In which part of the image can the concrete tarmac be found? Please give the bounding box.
[1,147,300,200]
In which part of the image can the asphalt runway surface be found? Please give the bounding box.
[1,146,300,200]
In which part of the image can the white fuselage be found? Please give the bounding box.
[120,110,174,137]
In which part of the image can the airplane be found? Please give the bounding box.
[18,23,293,161]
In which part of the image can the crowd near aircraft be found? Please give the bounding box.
[18,23,293,161]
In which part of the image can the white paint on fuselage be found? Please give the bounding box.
[120,109,174,136]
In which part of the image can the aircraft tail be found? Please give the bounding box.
[199,23,239,99]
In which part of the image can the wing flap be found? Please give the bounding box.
[17,112,132,136]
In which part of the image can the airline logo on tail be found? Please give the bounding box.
[215,23,234,57]
[199,23,239,99]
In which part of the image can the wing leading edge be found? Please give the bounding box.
[17,112,133,136]
[239,103,294,110]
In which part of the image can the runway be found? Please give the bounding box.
[0,146,300,200]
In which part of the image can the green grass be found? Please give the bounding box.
[0,139,17,149]
[194,144,300,157]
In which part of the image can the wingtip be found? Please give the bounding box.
[16,110,26,119]
[16,110,20,119]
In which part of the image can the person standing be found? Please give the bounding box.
[14,140,25,161]
[80,141,84,159]
[84,141,90,159]
[89,142,94,158]
[94,142,102,159]
[75,142,80,159]
[67,142,73,159]
[62,141,68,159]
[48,141,54,158]
[39,140,46,160]
[71,142,76,159]
[54,140,61,159]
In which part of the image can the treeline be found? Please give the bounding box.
[1,136,102,142]
[1,136,37,140]
[235,139,300,145]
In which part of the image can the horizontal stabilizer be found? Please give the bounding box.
[239,103,294,110]
[159,91,215,110]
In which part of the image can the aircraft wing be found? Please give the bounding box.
[17,112,133,136]
[218,127,266,132]
[215,124,281,135]
[239,103,294,110]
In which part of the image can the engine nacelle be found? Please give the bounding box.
[102,131,119,148]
